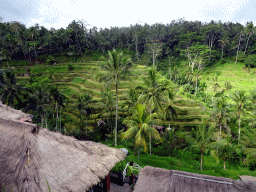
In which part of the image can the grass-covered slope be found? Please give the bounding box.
[8,55,208,132]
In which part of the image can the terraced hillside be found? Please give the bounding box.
[14,59,209,132]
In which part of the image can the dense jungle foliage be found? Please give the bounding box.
[1,18,256,179]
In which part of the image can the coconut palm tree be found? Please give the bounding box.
[211,95,230,140]
[121,104,161,161]
[244,23,255,54]
[120,87,139,112]
[209,136,234,170]
[235,27,244,65]
[24,86,51,128]
[241,128,256,167]
[218,36,229,59]
[50,87,67,132]
[208,75,222,103]
[73,94,91,131]
[232,90,247,142]
[81,92,94,136]
[160,127,176,157]
[0,70,30,108]
[161,88,179,121]
[136,66,167,156]
[188,119,215,171]
[192,70,201,96]
[97,87,116,132]
[99,49,132,146]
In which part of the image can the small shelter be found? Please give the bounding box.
[134,166,256,192]
[152,124,164,134]
[0,103,126,192]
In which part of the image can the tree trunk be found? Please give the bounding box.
[195,78,198,96]
[238,115,241,142]
[138,145,140,161]
[60,106,62,132]
[153,49,155,68]
[115,82,118,146]
[150,111,152,156]
[201,152,203,171]
[235,34,242,65]
[244,34,251,54]
[221,46,224,59]
[224,160,226,170]
[86,116,88,136]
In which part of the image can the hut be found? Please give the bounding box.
[152,124,164,134]
[0,103,126,192]
[134,166,256,192]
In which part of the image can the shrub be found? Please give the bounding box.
[237,52,246,62]
[68,64,74,71]
[46,55,55,65]
[245,54,256,68]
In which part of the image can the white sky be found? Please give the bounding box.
[1,0,256,30]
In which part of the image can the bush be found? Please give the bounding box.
[46,55,55,65]
[245,54,256,68]
[237,52,246,62]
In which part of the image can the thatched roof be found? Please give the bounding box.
[0,102,33,122]
[134,166,256,192]
[97,119,105,127]
[239,175,256,183]
[0,105,126,192]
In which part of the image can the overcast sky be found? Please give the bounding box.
[1,0,256,30]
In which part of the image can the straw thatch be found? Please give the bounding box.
[239,175,256,183]
[0,102,33,122]
[0,104,126,192]
[134,166,256,192]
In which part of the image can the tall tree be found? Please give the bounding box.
[218,36,229,59]
[212,95,229,140]
[244,23,255,54]
[121,104,161,161]
[189,119,215,171]
[99,49,132,146]
[235,26,244,65]
[136,66,167,156]
[232,91,247,142]
[0,70,29,108]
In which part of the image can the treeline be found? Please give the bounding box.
[0,18,256,67]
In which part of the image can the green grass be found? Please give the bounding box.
[104,140,256,180]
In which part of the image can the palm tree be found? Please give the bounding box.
[232,91,247,142]
[97,87,116,132]
[192,70,201,96]
[218,36,229,59]
[121,87,139,112]
[208,75,221,103]
[81,92,94,136]
[136,66,167,156]
[235,27,244,65]
[241,128,256,167]
[121,104,161,161]
[189,119,215,171]
[209,137,234,170]
[212,95,229,140]
[244,23,255,54]
[160,127,176,157]
[73,94,90,131]
[50,87,66,132]
[99,49,132,146]
[0,70,29,108]
[161,88,179,121]
[24,86,51,128]
[0,49,11,67]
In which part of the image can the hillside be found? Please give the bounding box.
[9,54,209,133]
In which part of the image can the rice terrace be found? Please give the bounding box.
[1,18,256,191]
